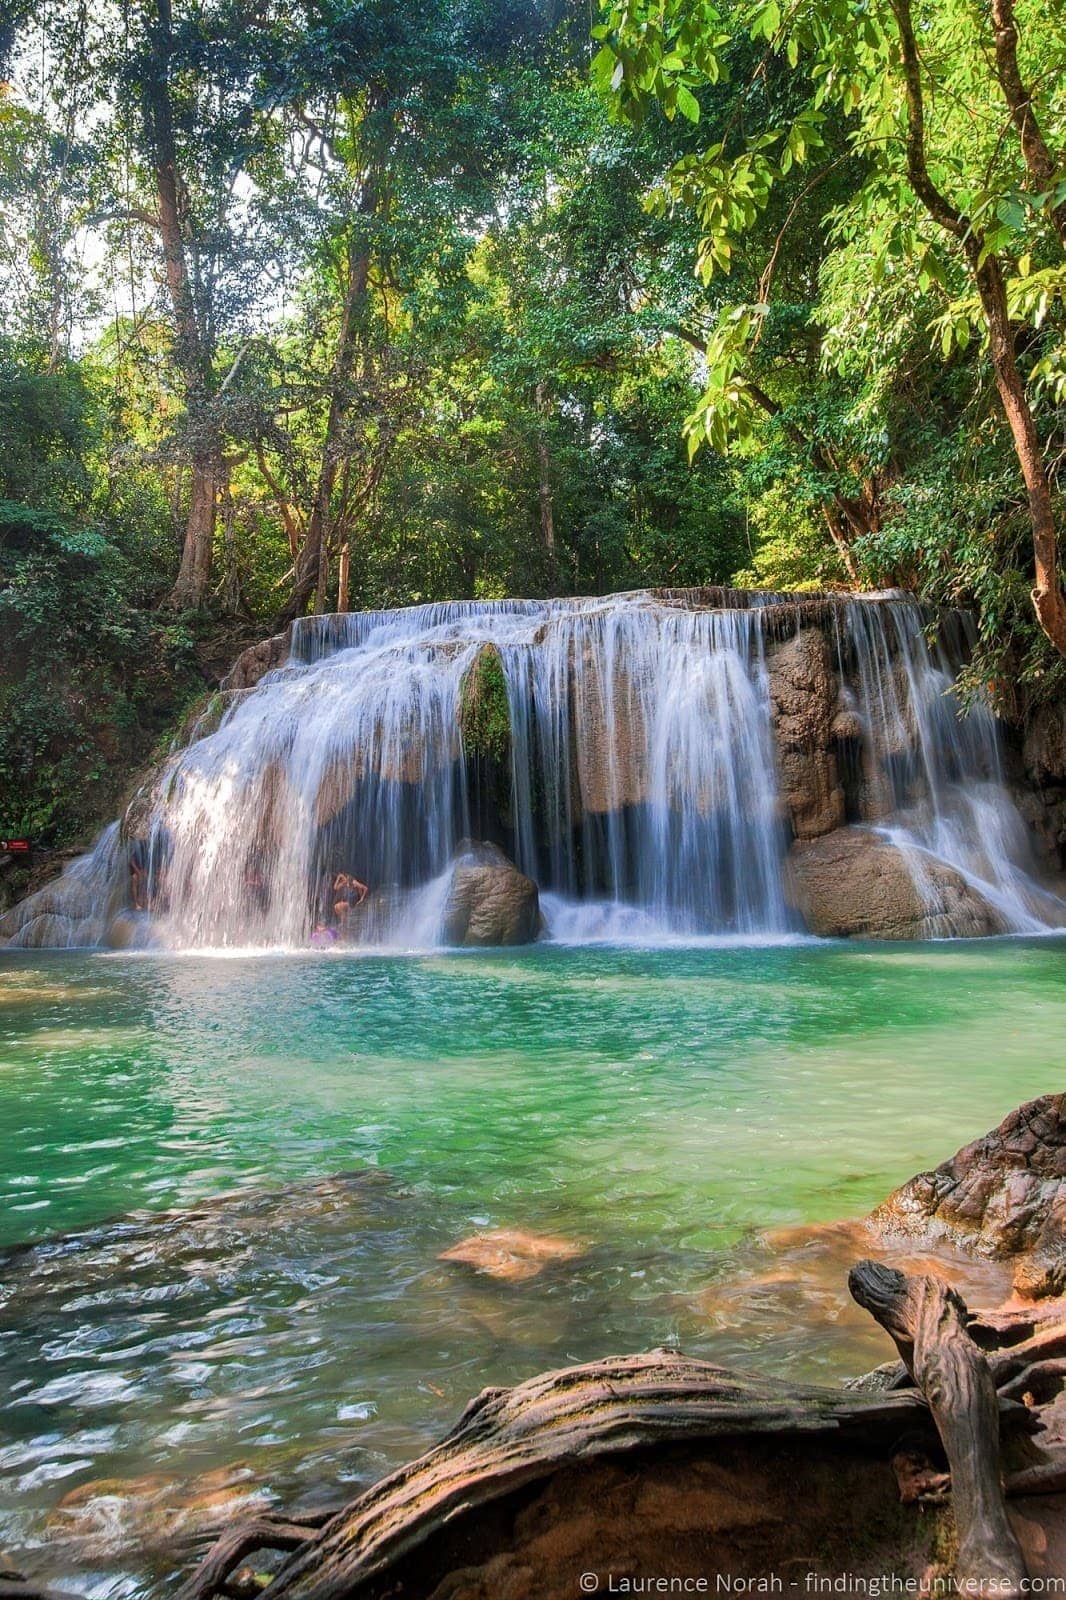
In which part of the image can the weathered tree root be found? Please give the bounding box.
[173,1511,341,1600]
[848,1261,1027,1598]
[174,1353,936,1600]
[172,1272,1066,1600]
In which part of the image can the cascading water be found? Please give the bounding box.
[2,589,1062,949]
[838,603,1064,932]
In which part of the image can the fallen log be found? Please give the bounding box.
[174,1278,1066,1600]
[848,1260,1028,1599]
[175,1352,938,1600]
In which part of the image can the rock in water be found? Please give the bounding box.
[438,1227,584,1281]
[786,825,1005,939]
[440,841,541,947]
[869,1094,1066,1296]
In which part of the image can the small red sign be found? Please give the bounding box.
[0,840,31,854]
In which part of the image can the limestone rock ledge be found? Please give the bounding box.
[870,1094,1066,1297]
[786,824,1005,939]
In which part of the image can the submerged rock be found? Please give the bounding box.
[869,1094,1066,1297]
[440,841,541,947]
[438,1227,584,1282]
[786,825,1005,939]
[48,1465,272,1559]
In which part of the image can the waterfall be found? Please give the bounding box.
[2,590,1063,949]
[0,823,125,949]
[840,603,1063,932]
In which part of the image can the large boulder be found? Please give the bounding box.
[786,825,1005,939]
[440,841,541,947]
[766,628,845,840]
[869,1095,1066,1297]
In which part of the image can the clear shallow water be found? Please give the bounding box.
[2,938,1065,1591]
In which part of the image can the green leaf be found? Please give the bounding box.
[676,84,700,122]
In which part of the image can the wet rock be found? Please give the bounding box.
[786,825,1005,939]
[459,645,512,767]
[438,1227,584,1282]
[440,841,541,947]
[869,1094,1066,1296]
[7,912,93,949]
[220,628,293,692]
[1019,701,1066,872]
[48,1465,272,1558]
[104,910,154,950]
[572,643,649,816]
[766,628,845,840]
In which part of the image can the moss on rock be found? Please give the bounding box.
[459,644,512,767]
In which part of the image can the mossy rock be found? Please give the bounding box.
[459,644,512,767]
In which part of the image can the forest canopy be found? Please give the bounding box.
[1,0,1064,841]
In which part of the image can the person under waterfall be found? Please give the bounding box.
[311,868,368,944]
[331,871,368,924]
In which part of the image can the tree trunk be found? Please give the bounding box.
[278,249,372,626]
[535,381,556,575]
[169,456,217,610]
[849,1261,1027,1597]
[988,0,1066,248]
[889,0,1066,660]
[174,1352,938,1600]
[142,0,219,611]
[337,542,351,613]
[971,253,1066,658]
[277,93,384,629]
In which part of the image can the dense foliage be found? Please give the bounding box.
[1,0,1063,840]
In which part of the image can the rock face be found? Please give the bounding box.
[1018,700,1066,873]
[870,1095,1066,1297]
[440,841,541,947]
[766,628,847,840]
[787,825,1005,939]
[220,627,292,692]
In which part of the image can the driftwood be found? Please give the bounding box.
[849,1261,1028,1598]
[170,1263,1066,1600]
[173,1353,936,1600]
[171,1510,336,1600]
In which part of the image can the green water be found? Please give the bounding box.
[1,938,1065,1590]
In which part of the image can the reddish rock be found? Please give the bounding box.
[439,1227,584,1282]
[220,628,293,691]
[870,1095,1066,1296]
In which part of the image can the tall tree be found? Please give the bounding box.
[265,0,556,624]
[594,0,1066,657]
[115,0,290,608]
